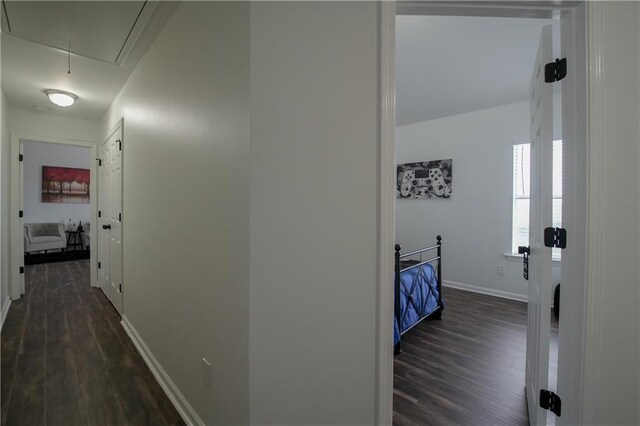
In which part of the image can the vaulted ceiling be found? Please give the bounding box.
[396,15,554,126]
[1,1,177,120]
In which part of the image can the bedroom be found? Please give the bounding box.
[392,13,562,425]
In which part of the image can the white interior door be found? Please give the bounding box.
[108,131,123,313]
[98,139,110,297]
[18,142,25,295]
[98,127,123,314]
[526,25,554,426]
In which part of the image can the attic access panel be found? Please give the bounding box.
[1,1,145,64]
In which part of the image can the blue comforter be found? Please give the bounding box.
[394,262,441,345]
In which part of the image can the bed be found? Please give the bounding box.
[394,235,444,354]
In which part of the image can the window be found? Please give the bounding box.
[512,140,563,260]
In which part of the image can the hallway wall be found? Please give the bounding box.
[1,92,9,321]
[101,2,250,424]
[102,2,381,424]
[7,108,100,142]
[575,2,640,424]
[249,3,379,424]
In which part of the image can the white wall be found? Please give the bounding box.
[101,3,250,424]
[396,101,560,301]
[8,108,100,142]
[22,140,90,225]
[576,2,640,424]
[101,2,381,424]
[249,3,379,424]
[1,91,9,317]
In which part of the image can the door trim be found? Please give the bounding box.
[377,3,590,424]
[9,133,98,299]
[580,2,606,423]
[375,2,396,424]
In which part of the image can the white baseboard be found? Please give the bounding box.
[443,280,528,303]
[1,298,11,330]
[121,316,204,426]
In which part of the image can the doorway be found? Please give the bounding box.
[10,125,124,314]
[376,2,588,425]
[22,140,92,263]
[10,134,98,298]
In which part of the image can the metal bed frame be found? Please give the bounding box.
[394,235,444,354]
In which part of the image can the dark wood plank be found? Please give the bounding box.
[1,259,183,426]
[394,287,559,426]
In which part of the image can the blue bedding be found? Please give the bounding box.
[394,262,441,345]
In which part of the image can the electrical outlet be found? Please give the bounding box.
[497,265,506,276]
[201,357,212,389]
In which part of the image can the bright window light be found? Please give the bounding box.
[512,140,563,260]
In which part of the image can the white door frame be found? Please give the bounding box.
[376,2,594,424]
[10,133,98,299]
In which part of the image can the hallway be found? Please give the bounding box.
[1,260,182,425]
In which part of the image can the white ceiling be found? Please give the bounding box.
[396,15,554,126]
[2,34,133,120]
[2,1,145,64]
[1,1,177,121]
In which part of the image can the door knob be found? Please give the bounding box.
[102,224,111,230]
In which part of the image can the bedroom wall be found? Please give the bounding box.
[249,2,379,424]
[396,101,560,301]
[22,140,91,225]
[101,2,250,424]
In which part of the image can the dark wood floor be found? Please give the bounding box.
[393,287,559,426]
[1,260,183,426]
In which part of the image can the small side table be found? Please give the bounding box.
[66,231,84,251]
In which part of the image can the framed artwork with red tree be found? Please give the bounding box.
[42,166,90,204]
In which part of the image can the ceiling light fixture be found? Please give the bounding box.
[44,89,78,107]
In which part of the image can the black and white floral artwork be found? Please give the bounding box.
[396,159,452,199]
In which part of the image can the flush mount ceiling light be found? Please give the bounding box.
[44,89,78,107]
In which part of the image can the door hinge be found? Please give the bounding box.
[544,227,567,249]
[18,210,23,218]
[119,284,122,293]
[98,261,101,269]
[545,58,567,83]
[117,139,122,151]
[118,212,121,222]
[18,154,23,162]
[19,266,24,274]
[540,389,561,417]
[518,246,529,280]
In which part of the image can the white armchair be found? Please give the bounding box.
[81,223,90,249]
[24,223,66,254]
